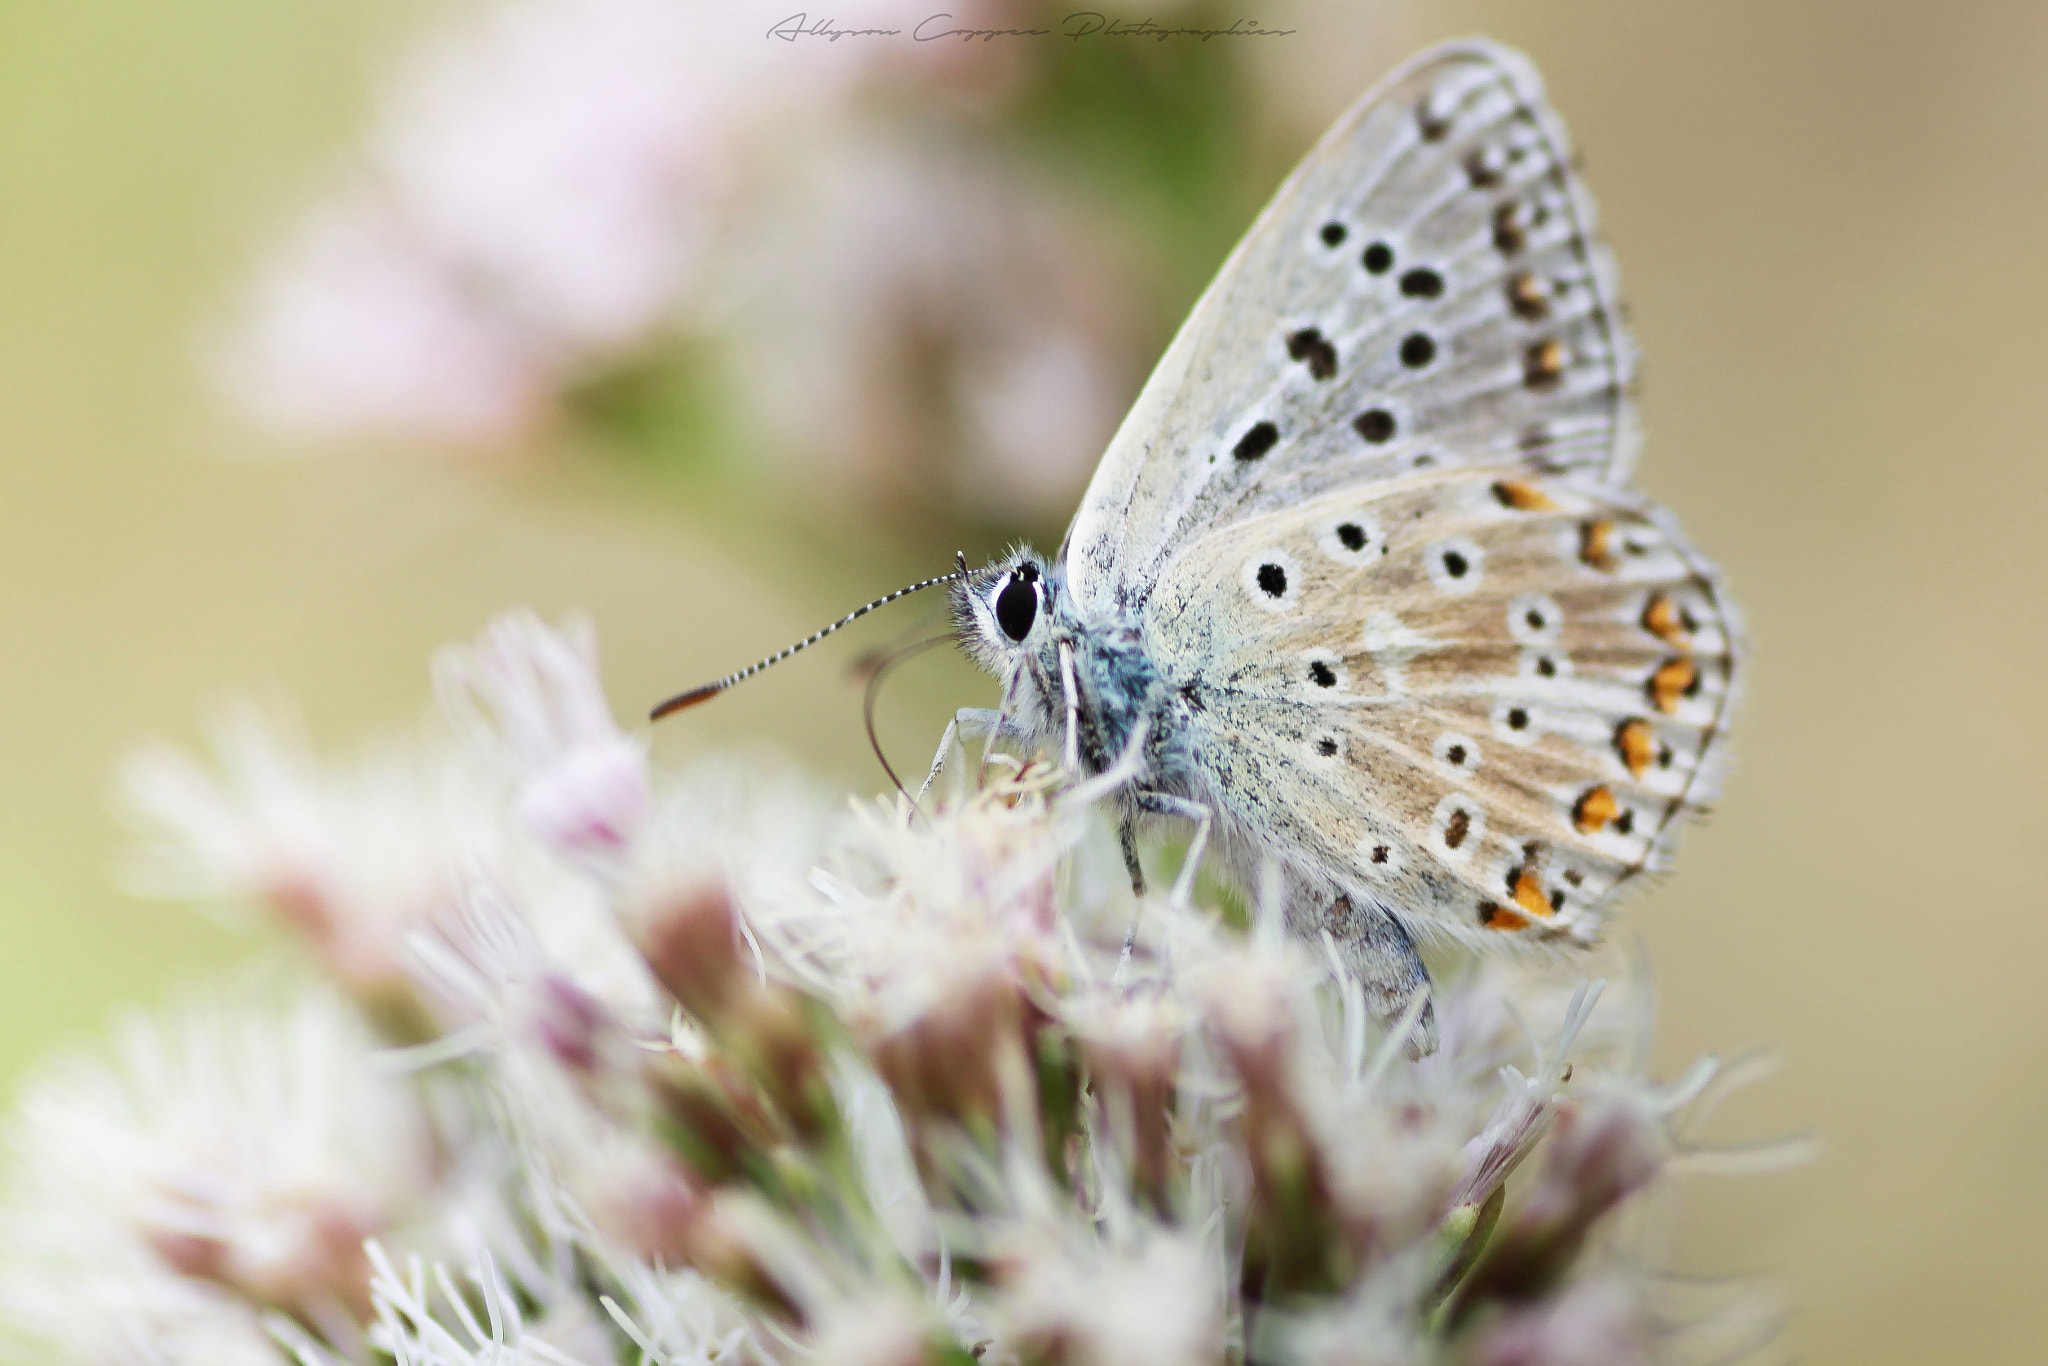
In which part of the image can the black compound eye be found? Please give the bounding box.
[994,573,1039,642]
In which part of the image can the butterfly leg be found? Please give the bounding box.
[918,708,1025,804]
[1111,818,1148,986]
[1118,819,1146,897]
[1113,791,1212,984]
[979,660,1027,787]
[1130,791,1212,911]
[1057,639,1081,773]
[1303,893,1438,1058]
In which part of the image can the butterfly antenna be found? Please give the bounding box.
[650,558,972,721]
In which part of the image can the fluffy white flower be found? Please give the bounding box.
[123,614,689,1026]
[360,1237,757,1366]
[435,610,649,860]
[121,708,493,1008]
[0,988,439,1361]
[991,1225,1225,1366]
[788,771,1077,1028]
[43,613,1777,1366]
[363,1246,619,1366]
[616,753,834,970]
[0,1270,285,1366]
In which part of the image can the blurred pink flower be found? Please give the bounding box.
[1467,1276,1653,1366]
[219,194,555,442]
[216,0,1050,453]
[719,129,1147,519]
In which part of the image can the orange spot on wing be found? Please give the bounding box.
[1572,785,1619,833]
[1479,901,1530,932]
[1524,338,1570,389]
[1494,201,1530,254]
[1580,519,1616,571]
[1614,718,1654,778]
[1492,479,1557,511]
[1511,866,1554,919]
[1649,656,1698,714]
[1641,592,1691,646]
[1507,272,1551,320]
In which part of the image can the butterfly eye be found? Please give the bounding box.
[994,573,1039,642]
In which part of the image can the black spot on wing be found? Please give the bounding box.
[1354,409,1396,444]
[1234,421,1279,461]
[1286,327,1339,381]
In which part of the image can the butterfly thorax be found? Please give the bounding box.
[1067,617,1192,789]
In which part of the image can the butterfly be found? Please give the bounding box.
[656,40,1739,1057]
[940,40,1740,1054]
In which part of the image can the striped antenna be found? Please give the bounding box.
[650,556,972,721]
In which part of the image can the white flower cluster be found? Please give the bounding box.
[0,613,1784,1364]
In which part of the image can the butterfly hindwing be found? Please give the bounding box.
[1147,467,1737,950]
[1066,40,1637,619]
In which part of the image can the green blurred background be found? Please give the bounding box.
[2,1,2044,1360]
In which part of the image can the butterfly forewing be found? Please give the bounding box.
[1065,40,1637,619]
[1147,467,1736,950]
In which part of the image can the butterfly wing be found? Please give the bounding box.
[1147,467,1737,949]
[1065,40,1637,619]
